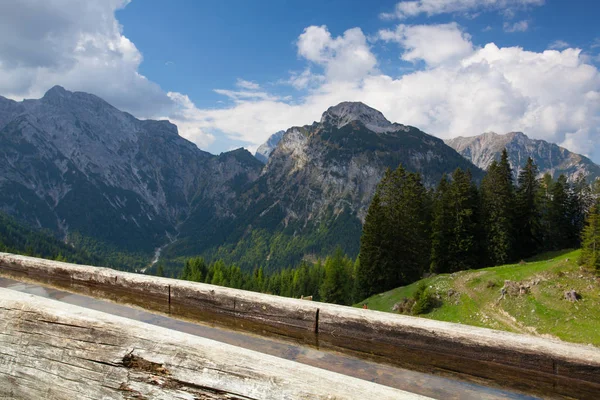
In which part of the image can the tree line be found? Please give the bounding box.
[178,150,600,306]
[178,247,356,305]
[357,150,599,299]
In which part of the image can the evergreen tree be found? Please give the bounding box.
[538,172,554,249]
[356,193,387,300]
[381,166,431,289]
[580,202,600,270]
[569,176,593,247]
[357,165,431,298]
[430,175,453,273]
[515,157,541,258]
[319,248,353,305]
[548,175,571,249]
[447,168,482,271]
[481,149,516,265]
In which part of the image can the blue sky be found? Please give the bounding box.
[116,0,600,111]
[1,0,599,160]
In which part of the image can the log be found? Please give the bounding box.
[0,288,424,399]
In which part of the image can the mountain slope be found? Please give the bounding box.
[167,102,483,269]
[359,250,600,346]
[0,86,262,261]
[0,210,100,265]
[446,132,600,182]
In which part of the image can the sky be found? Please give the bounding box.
[1,0,599,161]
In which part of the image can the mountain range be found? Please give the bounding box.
[0,87,598,270]
[446,131,600,182]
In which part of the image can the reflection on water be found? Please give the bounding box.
[0,277,539,400]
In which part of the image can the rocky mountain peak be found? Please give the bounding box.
[255,130,285,164]
[41,85,70,103]
[320,102,398,133]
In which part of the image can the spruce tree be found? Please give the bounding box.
[481,149,516,265]
[447,168,482,271]
[319,248,353,305]
[357,165,431,299]
[580,202,600,270]
[430,175,452,273]
[548,175,571,249]
[515,157,541,258]
[357,192,386,299]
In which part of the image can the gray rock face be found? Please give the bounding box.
[446,132,600,182]
[0,86,262,253]
[320,101,409,134]
[255,130,285,163]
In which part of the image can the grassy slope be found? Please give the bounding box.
[359,250,600,346]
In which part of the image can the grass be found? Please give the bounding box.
[358,250,600,346]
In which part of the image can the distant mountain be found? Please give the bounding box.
[167,102,483,269]
[446,132,600,182]
[255,130,285,163]
[0,86,262,265]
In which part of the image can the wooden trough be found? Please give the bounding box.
[1,252,600,398]
[0,289,424,399]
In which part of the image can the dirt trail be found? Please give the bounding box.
[452,272,537,335]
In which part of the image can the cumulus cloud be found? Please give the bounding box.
[381,0,544,19]
[297,26,377,82]
[0,0,173,118]
[379,23,474,66]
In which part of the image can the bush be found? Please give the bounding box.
[412,283,438,315]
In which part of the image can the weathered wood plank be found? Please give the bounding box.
[1,251,600,394]
[0,289,424,400]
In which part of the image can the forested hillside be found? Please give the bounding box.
[173,151,600,309]
[0,211,98,265]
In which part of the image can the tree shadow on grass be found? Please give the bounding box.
[525,249,577,263]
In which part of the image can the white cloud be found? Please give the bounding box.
[549,40,569,50]
[0,0,173,118]
[212,89,282,103]
[297,26,377,82]
[503,20,529,32]
[379,23,474,66]
[381,0,544,19]
[286,68,326,90]
[236,79,260,90]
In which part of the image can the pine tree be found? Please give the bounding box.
[447,168,482,271]
[481,149,516,265]
[569,175,593,247]
[548,175,571,249]
[319,248,353,305]
[515,157,541,258]
[357,165,431,299]
[580,202,600,270]
[356,193,386,299]
[430,175,452,273]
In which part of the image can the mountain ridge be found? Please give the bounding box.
[446,131,600,182]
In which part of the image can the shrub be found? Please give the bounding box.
[411,282,438,315]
